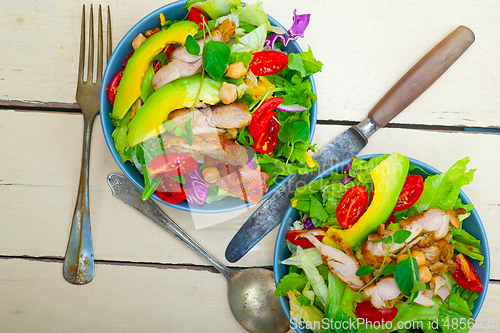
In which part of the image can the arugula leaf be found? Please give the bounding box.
[257,154,317,185]
[394,255,419,297]
[203,39,230,80]
[393,229,412,244]
[356,265,375,277]
[309,195,328,223]
[229,51,254,68]
[274,272,308,297]
[382,264,397,276]
[278,119,309,144]
[185,35,200,55]
[286,46,323,78]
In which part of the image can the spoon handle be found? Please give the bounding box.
[107,174,235,279]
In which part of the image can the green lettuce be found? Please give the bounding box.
[231,23,267,53]
[190,0,240,19]
[231,0,270,29]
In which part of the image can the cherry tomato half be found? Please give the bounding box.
[355,301,398,324]
[394,175,424,211]
[251,116,279,154]
[148,153,199,178]
[188,7,208,29]
[249,51,289,76]
[384,212,396,228]
[452,253,484,292]
[336,185,368,229]
[248,96,283,138]
[156,176,186,204]
[107,69,124,106]
[286,228,328,248]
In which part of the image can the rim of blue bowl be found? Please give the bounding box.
[274,154,490,331]
[100,0,317,213]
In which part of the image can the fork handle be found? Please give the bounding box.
[63,114,96,284]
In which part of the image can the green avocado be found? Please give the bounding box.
[328,153,409,248]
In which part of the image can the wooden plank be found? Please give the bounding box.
[0,110,498,278]
[0,0,499,127]
[0,259,497,333]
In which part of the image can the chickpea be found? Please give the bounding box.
[225,61,247,79]
[411,250,426,266]
[418,266,432,283]
[397,254,408,264]
[132,33,147,51]
[202,167,220,183]
[220,82,238,104]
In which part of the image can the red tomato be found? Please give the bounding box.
[249,51,289,76]
[148,153,199,178]
[188,7,208,29]
[164,44,176,58]
[156,176,186,204]
[248,97,283,138]
[107,69,124,106]
[336,185,368,228]
[121,50,134,67]
[452,253,484,292]
[286,228,328,248]
[394,175,424,211]
[355,301,398,324]
[251,116,279,154]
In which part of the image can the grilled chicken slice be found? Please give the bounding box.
[167,103,251,137]
[363,277,402,309]
[414,289,436,307]
[162,133,248,165]
[153,20,236,90]
[214,164,269,204]
[152,58,203,90]
[303,230,365,291]
[430,274,451,302]
[209,102,252,128]
[399,209,460,245]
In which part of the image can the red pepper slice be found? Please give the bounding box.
[249,96,283,138]
[156,176,186,204]
[251,116,279,154]
[394,175,424,211]
[286,228,328,248]
[355,301,398,324]
[249,51,289,76]
[452,253,484,292]
[148,153,199,178]
[164,44,176,58]
[121,50,134,67]
[336,185,368,229]
[188,7,208,29]
[153,60,163,73]
[107,69,124,106]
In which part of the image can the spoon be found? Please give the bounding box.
[107,174,290,333]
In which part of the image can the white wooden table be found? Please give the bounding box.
[1,0,499,332]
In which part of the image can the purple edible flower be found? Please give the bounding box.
[184,169,210,206]
[302,215,314,229]
[247,155,257,170]
[341,175,354,185]
[344,157,355,174]
[265,10,311,50]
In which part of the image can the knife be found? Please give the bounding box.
[225,25,475,263]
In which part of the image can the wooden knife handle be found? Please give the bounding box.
[368,26,475,128]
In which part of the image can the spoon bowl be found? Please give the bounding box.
[107,174,289,333]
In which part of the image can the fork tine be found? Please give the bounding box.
[78,5,86,83]
[87,4,94,83]
[97,4,103,80]
[107,6,112,63]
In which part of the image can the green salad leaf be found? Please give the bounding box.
[275,272,308,297]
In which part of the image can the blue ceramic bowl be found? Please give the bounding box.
[274,154,490,332]
[100,1,317,213]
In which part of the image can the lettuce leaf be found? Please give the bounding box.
[191,0,240,19]
[257,153,317,185]
[231,0,270,30]
[411,157,476,214]
[275,272,308,297]
[231,23,267,53]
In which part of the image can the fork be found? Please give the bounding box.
[63,4,112,284]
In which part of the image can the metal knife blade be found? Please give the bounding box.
[225,123,375,262]
[225,26,475,262]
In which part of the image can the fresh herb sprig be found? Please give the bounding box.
[355,229,424,300]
